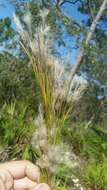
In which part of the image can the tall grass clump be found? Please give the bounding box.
[14,9,86,189]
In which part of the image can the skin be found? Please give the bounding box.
[0,160,50,190]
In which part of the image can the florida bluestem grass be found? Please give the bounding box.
[14,9,87,189]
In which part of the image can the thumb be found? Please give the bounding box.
[31,183,50,190]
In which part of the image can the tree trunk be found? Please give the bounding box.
[69,0,107,81]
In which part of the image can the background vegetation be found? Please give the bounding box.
[0,0,107,189]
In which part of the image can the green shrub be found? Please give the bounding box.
[63,123,107,160]
[0,53,40,111]
[84,159,107,190]
[0,102,37,161]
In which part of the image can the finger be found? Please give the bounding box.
[0,177,5,190]
[0,161,40,182]
[30,183,51,190]
[0,169,14,190]
[14,177,37,190]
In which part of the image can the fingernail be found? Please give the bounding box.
[34,183,50,190]
[35,184,43,190]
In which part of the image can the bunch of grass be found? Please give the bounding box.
[14,9,86,189]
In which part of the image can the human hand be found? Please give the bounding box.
[0,160,50,190]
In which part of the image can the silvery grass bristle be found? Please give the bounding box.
[14,9,87,189]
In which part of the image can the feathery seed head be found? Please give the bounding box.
[39,8,49,20]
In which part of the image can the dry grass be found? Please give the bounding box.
[14,10,86,189]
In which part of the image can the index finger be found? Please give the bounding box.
[0,160,40,182]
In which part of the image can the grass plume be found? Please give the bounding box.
[14,9,86,189]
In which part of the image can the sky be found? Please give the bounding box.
[0,0,88,64]
[57,2,88,64]
[0,0,14,19]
